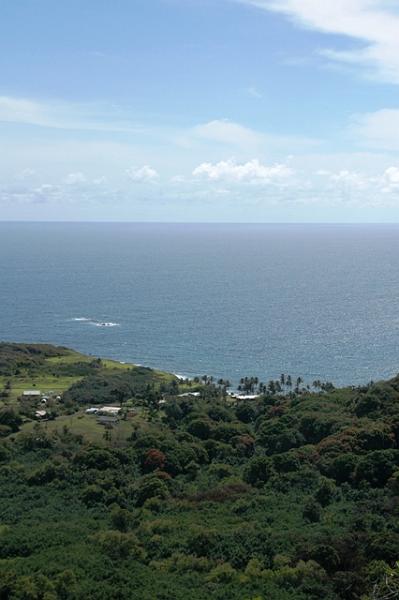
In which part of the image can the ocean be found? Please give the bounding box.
[1,222,399,386]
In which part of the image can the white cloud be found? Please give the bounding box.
[246,86,263,99]
[0,95,144,133]
[382,165,399,192]
[0,97,48,127]
[192,158,294,182]
[126,165,159,182]
[93,176,107,185]
[239,0,399,84]
[329,169,370,189]
[187,119,265,148]
[353,108,399,149]
[64,172,86,185]
[18,168,36,179]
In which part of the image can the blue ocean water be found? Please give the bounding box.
[1,222,399,386]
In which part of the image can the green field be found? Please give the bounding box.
[19,411,139,445]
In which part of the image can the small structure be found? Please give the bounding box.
[178,392,201,398]
[23,390,41,399]
[35,410,47,419]
[98,406,121,416]
[228,393,260,401]
[85,407,98,415]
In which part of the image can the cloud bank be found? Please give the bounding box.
[193,158,294,182]
[239,0,399,83]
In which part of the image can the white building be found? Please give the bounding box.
[23,390,41,398]
[98,406,121,415]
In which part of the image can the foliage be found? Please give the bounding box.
[0,343,399,599]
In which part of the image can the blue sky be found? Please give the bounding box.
[2,0,399,221]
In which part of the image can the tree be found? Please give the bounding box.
[142,448,166,473]
[0,408,22,433]
[303,499,322,523]
[244,455,274,486]
[315,477,336,507]
[110,506,134,532]
[187,418,212,440]
[355,450,398,487]
[135,475,169,506]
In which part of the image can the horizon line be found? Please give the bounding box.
[1,220,399,226]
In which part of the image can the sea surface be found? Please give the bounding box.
[1,222,399,386]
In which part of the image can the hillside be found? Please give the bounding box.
[0,343,398,599]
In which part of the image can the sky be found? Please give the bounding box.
[2,0,399,222]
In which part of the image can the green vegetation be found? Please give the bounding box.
[0,343,398,599]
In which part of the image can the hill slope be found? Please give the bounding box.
[0,343,398,599]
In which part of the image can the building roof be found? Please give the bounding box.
[229,393,260,400]
[23,390,41,396]
[99,406,121,414]
[97,415,119,424]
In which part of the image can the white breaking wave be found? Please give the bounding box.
[71,317,120,328]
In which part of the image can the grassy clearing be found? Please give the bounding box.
[0,345,174,408]
[18,411,138,446]
[1,343,180,444]
[0,374,81,407]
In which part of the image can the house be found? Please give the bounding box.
[228,393,260,401]
[35,410,47,419]
[23,390,41,399]
[98,406,121,416]
[178,392,201,398]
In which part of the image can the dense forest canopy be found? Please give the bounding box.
[0,343,398,599]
